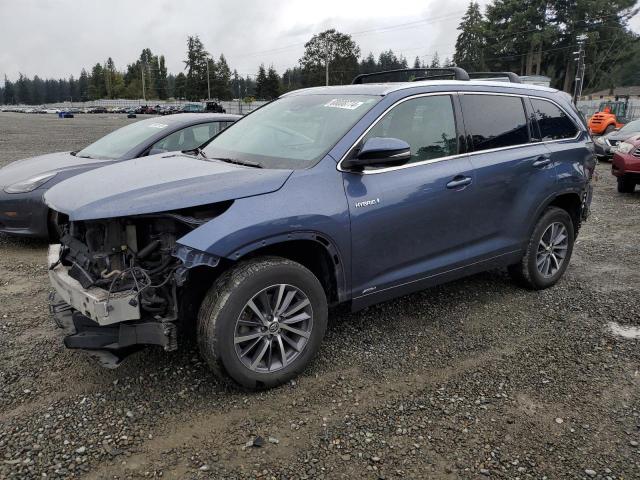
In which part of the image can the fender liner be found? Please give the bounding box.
[228,231,348,304]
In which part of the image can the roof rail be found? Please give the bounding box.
[467,72,522,83]
[351,67,470,84]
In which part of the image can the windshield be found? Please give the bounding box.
[619,119,640,133]
[203,94,380,169]
[76,118,171,159]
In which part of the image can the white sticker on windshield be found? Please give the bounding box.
[148,123,168,129]
[324,99,365,110]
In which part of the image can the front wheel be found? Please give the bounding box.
[197,257,328,390]
[509,207,575,290]
[617,177,636,193]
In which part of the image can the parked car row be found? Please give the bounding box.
[0,68,598,390]
[1,101,228,116]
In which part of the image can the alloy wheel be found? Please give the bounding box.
[234,284,313,373]
[536,222,568,278]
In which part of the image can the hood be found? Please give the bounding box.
[607,130,640,142]
[44,153,293,221]
[621,134,640,147]
[0,151,111,188]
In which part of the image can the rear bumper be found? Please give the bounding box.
[0,189,50,238]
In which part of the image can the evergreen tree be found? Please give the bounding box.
[212,54,232,100]
[155,55,168,99]
[266,66,281,99]
[429,52,441,68]
[78,69,89,101]
[183,35,209,100]
[255,64,268,99]
[3,76,15,104]
[359,53,378,74]
[16,74,31,104]
[454,2,486,71]
[174,72,187,99]
[88,63,106,100]
[413,56,422,69]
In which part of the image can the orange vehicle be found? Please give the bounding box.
[588,96,630,135]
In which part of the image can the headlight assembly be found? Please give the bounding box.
[616,142,634,154]
[4,172,57,193]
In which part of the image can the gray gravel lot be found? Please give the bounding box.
[0,111,639,479]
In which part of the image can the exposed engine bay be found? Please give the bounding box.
[48,205,228,367]
[58,217,184,320]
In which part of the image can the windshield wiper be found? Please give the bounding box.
[182,147,207,159]
[75,154,94,159]
[213,157,263,168]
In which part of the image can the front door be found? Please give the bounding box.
[343,94,478,306]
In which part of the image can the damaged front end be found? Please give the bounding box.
[48,208,223,368]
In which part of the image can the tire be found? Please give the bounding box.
[197,256,328,390]
[604,125,616,135]
[617,177,636,193]
[508,207,574,290]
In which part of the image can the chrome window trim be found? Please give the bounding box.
[337,91,583,175]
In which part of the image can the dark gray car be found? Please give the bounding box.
[594,119,640,160]
[0,113,239,238]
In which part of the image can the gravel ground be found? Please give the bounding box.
[0,111,639,479]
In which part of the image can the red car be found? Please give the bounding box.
[611,134,640,193]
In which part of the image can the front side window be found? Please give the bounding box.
[460,94,529,151]
[360,95,458,164]
[152,122,226,153]
[203,94,380,169]
[531,99,578,141]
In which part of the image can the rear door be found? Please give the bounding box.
[459,93,556,254]
[529,97,586,194]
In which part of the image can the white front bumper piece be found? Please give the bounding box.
[48,244,140,326]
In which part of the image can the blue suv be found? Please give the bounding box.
[46,69,595,389]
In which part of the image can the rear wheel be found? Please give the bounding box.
[197,257,328,390]
[617,177,636,193]
[509,207,574,290]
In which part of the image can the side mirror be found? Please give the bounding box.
[148,148,168,156]
[342,137,411,171]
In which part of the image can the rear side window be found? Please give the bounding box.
[460,94,529,151]
[531,99,578,141]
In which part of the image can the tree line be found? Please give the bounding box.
[1,0,638,105]
[454,0,639,92]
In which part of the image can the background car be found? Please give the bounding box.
[0,113,239,239]
[611,135,640,193]
[594,119,640,161]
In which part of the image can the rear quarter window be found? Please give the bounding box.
[460,94,530,151]
[531,98,578,141]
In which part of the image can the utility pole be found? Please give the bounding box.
[325,39,330,86]
[141,63,146,102]
[572,35,587,104]
[206,58,211,100]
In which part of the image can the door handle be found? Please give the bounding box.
[533,156,551,168]
[446,176,472,189]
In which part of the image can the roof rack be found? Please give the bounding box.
[351,67,470,84]
[351,68,522,84]
[467,72,522,83]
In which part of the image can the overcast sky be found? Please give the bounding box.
[1,0,639,81]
